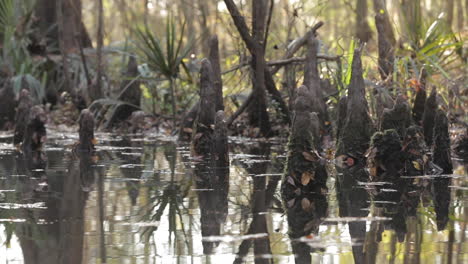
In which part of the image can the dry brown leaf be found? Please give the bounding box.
[287,198,296,208]
[183,127,193,133]
[301,171,315,185]
[294,188,301,196]
[369,166,378,178]
[302,151,318,161]
[287,176,296,186]
[301,198,313,212]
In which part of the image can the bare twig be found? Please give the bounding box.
[224,0,290,124]
[76,34,91,85]
[271,21,324,75]
[223,54,340,74]
[263,0,275,48]
[226,92,254,127]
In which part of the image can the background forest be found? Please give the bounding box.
[0,0,465,135]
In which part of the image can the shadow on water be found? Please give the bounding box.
[0,134,466,263]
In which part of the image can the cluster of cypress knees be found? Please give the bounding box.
[10,29,465,263]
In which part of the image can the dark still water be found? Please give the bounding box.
[0,132,466,264]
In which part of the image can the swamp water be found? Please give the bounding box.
[0,132,466,264]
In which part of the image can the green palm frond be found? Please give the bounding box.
[134,17,192,79]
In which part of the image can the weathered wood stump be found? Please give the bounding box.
[14,89,33,146]
[380,96,412,139]
[77,109,95,152]
[336,48,374,163]
[22,105,47,154]
[422,88,437,146]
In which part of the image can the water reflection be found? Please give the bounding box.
[336,166,369,264]
[2,149,98,264]
[0,134,466,263]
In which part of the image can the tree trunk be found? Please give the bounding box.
[35,0,91,50]
[248,0,271,137]
[355,0,372,43]
[375,10,395,80]
[208,35,224,112]
[223,0,291,124]
[446,0,455,28]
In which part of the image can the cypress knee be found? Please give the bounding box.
[432,109,452,174]
[303,33,329,135]
[192,59,216,157]
[22,105,47,153]
[336,48,374,162]
[212,110,229,168]
[282,82,328,263]
[208,35,224,112]
[380,96,412,139]
[78,109,95,152]
[422,88,437,146]
[14,89,32,146]
[412,86,426,125]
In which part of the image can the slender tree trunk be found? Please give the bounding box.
[456,0,464,31]
[446,0,455,28]
[248,0,271,136]
[94,0,104,101]
[355,0,372,43]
